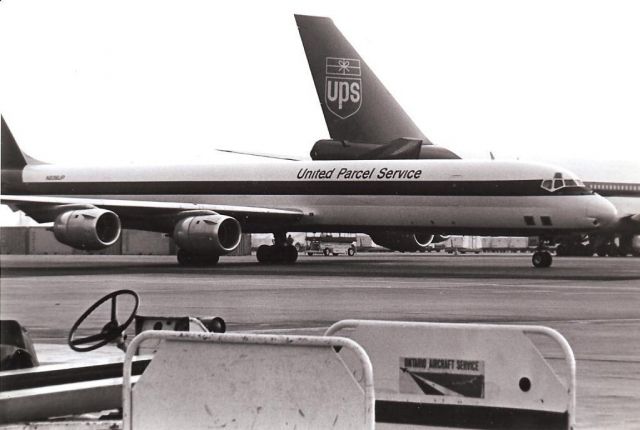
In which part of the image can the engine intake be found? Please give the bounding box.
[53,209,121,250]
[370,232,434,252]
[173,214,242,255]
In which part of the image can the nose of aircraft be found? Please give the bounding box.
[587,195,618,227]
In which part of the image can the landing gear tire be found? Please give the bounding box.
[606,243,619,257]
[257,245,272,264]
[347,248,356,256]
[256,244,298,264]
[177,249,219,266]
[323,248,331,256]
[284,245,298,263]
[532,251,552,268]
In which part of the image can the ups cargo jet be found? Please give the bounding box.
[1,117,616,268]
[295,14,640,257]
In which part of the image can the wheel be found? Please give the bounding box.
[257,245,272,263]
[532,251,552,268]
[284,245,298,263]
[197,254,219,266]
[582,244,595,257]
[596,245,607,257]
[347,247,356,256]
[68,290,139,352]
[323,248,331,256]
[307,252,313,256]
[606,243,619,257]
[542,251,552,267]
[177,249,194,265]
[177,250,219,266]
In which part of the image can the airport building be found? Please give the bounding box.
[0,226,252,256]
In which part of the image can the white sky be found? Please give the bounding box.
[1,1,639,224]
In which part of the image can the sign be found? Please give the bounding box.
[399,356,485,398]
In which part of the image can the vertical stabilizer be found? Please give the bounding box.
[1,116,28,170]
[295,14,429,144]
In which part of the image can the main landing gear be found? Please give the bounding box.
[256,232,298,264]
[532,238,553,268]
[177,249,220,266]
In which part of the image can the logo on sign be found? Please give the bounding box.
[324,57,362,119]
[399,357,485,398]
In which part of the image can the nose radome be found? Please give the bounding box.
[587,196,618,227]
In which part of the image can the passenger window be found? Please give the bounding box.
[524,216,535,226]
[541,216,552,226]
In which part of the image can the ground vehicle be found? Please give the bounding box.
[444,236,483,254]
[305,233,357,256]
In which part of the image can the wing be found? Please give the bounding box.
[1,195,304,232]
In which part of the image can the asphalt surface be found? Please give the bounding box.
[1,253,639,429]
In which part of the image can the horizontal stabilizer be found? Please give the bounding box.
[310,138,460,160]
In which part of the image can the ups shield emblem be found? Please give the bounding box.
[324,57,362,119]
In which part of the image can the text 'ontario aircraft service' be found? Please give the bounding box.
[0,15,624,268]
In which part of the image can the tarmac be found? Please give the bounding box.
[1,253,639,429]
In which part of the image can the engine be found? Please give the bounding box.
[432,235,450,243]
[173,214,242,255]
[53,209,121,250]
[370,232,435,252]
[633,235,640,254]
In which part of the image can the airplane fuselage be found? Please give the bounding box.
[7,159,616,236]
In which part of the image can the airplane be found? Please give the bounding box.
[1,116,616,268]
[294,14,639,257]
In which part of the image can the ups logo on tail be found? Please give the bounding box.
[325,57,362,119]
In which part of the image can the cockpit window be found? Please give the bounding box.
[541,172,589,193]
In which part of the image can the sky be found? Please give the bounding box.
[1,0,639,223]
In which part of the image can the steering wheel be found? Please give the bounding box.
[68,290,140,352]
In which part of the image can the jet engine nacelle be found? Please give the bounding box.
[53,208,121,250]
[370,232,434,252]
[173,215,242,255]
[632,235,640,256]
[431,234,450,244]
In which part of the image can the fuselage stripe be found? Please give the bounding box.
[9,180,593,197]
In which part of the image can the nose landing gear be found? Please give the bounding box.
[532,250,553,268]
[532,237,553,268]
